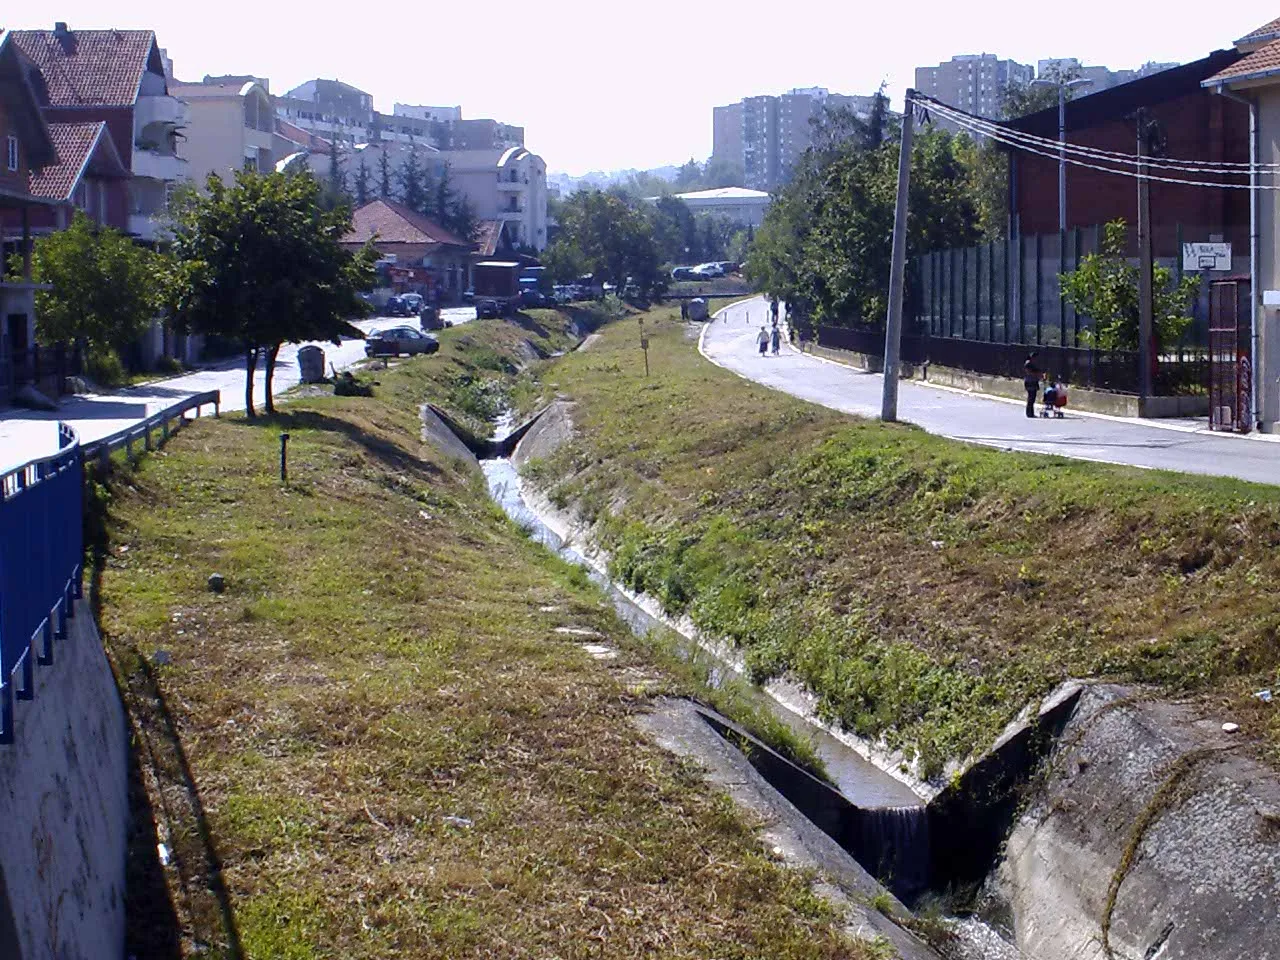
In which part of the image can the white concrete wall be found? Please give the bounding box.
[175,94,247,188]
[1256,90,1280,430]
[0,599,129,960]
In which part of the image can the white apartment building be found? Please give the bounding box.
[171,78,276,184]
[441,147,548,250]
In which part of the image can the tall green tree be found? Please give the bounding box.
[353,154,371,207]
[325,140,347,207]
[543,190,662,295]
[167,170,377,416]
[434,165,475,239]
[20,212,165,381]
[398,147,429,214]
[378,149,393,199]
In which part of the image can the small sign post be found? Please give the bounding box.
[1182,242,1232,272]
[639,319,650,377]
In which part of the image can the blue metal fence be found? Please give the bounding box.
[0,423,83,743]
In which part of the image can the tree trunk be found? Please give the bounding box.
[244,346,257,418]
[264,343,281,416]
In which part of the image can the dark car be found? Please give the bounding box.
[519,288,551,308]
[476,299,502,319]
[364,326,440,357]
[383,296,413,317]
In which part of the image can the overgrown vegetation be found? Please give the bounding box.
[95,307,880,958]
[522,305,1280,780]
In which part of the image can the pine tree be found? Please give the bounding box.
[398,148,428,214]
[378,149,392,200]
[435,165,475,238]
[354,154,371,207]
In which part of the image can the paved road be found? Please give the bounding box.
[703,297,1280,486]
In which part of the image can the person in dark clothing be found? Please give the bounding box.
[1023,353,1043,419]
[680,301,688,321]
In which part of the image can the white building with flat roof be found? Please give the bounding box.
[673,187,770,227]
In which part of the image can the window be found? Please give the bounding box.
[6,135,17,172]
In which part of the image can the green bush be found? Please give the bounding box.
[85,346,127,387]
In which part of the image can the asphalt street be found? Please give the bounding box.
[1,308,476,473]
[703,297,1280,486]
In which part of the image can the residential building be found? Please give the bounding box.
[342,199,474,300]
[441,147,548,250]
[711,102,743,167]
[914,53,1035,127]
[28,121,130,231]
[8,24,189,243]
[1037,58,1181,92]
[741,95,779,190]
[716,88,882,189]
[1203,16,1280,431]
[171,77,276,184]
[0,31,59,406]
[671,187,770,227]
[394,103,460,124]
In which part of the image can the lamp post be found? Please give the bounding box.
[1031,77,1094,232]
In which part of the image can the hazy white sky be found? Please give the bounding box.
[7,2,1272,174]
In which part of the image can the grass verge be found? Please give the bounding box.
[519,304,1280,780]
[94,309,878,958]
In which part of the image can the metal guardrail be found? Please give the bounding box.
[0,388,219,743]
[81,389,221,470]
[0,422,83,743]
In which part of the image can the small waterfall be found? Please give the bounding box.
[852,806,931,904]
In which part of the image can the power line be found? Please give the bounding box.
[913,97,1280,191]
[912,92,1277,175]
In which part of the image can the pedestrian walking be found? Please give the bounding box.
[1023,352,1043,419]
[770,298,779,324]
[770,325,781,355]
[680,301,688,321]
[757,326,770,356]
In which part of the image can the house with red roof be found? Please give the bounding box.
[343,199,476,301]
[1203,16,1280,431]
[7,23,188,244]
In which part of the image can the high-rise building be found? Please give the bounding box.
[914,54,1035,125]
[717,87,881,190]
[1037,58,1181,92]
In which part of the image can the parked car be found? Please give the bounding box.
[671,266,697,281]
[519,288,552,308]
[476,299,502,319]
[364,326,439,357]
[399,292,424,313]
[384,296,414,317]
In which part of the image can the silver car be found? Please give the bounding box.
[365,325,440,357]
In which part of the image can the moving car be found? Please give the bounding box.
[364,325,439,357]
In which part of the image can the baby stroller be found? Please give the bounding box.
[1041,380,1067,418]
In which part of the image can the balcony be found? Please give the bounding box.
[497,177,527,192]
[132,149,188,183]
[497,208,525,221]
[135,95,188,131]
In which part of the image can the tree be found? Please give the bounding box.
[649,195,699,264]
[999,63,1082,121]
[378,149,393,199]
[398,147,429,214]
[21,212,164,381]
[746,127,981,325]
[1059,219,1200,352]
[325,140,347,207]
[353,154,371,207]
[433,165,474,238]
[544,190,662,295]
[167,170,377,417]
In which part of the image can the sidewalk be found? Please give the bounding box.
[1,322,380,473]
[703,297,1280,486]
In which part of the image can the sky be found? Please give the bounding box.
[7,2,1274,175]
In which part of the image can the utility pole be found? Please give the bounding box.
[1136,109,1154,406]
[881,89,915,422]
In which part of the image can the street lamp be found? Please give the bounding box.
[1031,77,1094,232]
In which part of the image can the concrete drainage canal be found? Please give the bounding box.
[418,404,1051,957]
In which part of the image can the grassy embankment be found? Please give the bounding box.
[95,306,880,959]
[523,303,1280,780]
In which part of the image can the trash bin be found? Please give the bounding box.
[298,344,325,383]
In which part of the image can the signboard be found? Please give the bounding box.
[1182,242,1232,272]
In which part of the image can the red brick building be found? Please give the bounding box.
[1003,50,1250,259]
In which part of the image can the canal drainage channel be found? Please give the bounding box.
[454,408,1072,941]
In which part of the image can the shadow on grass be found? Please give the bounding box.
[236,409,446,481]
[86,471,243,959]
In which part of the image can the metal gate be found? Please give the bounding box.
[1208,281,1251,432]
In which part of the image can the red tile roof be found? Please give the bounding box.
[1205,37,1280,85]
[346,199,473,249]
[1239,16,1280,45]
[27,121,126,200]
[9,28,159,107]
